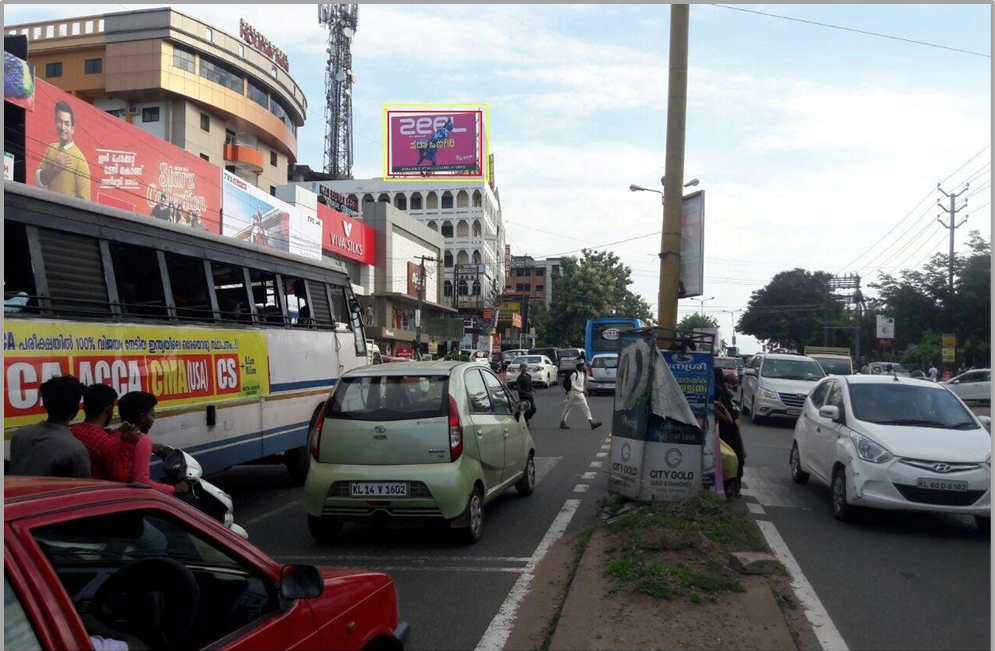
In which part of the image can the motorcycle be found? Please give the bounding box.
[157,446,250,540]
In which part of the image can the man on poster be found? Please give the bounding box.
[36,100,90,200]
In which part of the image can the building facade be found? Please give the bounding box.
[505,255,562,306]
[305,179,506,316]
[7,8,305,192]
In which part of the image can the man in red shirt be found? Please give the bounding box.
[70,384,139,481]
[118,391,188,496]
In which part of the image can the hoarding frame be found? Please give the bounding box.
[680,190,705,298]
[382,103,490,182]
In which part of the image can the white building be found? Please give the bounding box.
[305,178,505,315]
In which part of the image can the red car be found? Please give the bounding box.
[4,477,409,651]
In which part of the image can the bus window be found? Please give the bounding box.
[307,280,333,327]
[248,268,283,325]
[109,241,168,319]
[5,222,37,314]
[329,285,348,325]
[211,261,251,323]
[164,252,212,322]
[283,276,308,325]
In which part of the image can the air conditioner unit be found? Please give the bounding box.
[127,104,138,115]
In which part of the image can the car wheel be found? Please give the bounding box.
[308,514,343,542]
[516,453,536,497]
[976,516,990,534]
[460,488,484,544]
[831,467,854,522]
[790,442,810,485]
[741,394,751,415]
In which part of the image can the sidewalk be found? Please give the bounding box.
[518,494,821,651]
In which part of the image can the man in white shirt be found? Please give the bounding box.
[928,365,939,382]
[560,361,603,430]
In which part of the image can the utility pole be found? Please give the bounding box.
[936,183,970,298]
[658,4,690,346]
[414,255,436,360]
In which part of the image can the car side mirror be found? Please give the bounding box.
[978,415,991,431]
[818,405,841,423]
[280,564,324,600]
[744,368,756,377]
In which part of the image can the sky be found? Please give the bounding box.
[6,3,992,353]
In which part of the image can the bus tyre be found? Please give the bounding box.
[285,445,310,486]
[308,515,342,542]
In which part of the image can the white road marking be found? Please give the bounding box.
[580,472,597,479]
[590,461,603,468]
[534,456,562,485]
[746,502,766,516]
[474,499,581,651]
[596,452,608,458]
[740,488,758,497]
[348,565,522,573]
[242,501,300,526]
[278,554,531,564]
[573,484,590,493]
[756,520,849,651]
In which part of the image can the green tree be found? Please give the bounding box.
[544,250,654,347]
[738,268,839,351]
[678,313,719,332]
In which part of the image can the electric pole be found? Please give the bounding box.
[936,183,970,298]
[414,255,436,360]
[658,4,690,346]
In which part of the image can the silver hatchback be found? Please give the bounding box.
[588,354,618,394]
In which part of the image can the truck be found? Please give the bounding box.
[804,346,854,376]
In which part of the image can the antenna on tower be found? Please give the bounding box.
[319,4,358,179]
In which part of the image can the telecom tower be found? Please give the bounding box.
[318,4,358,179]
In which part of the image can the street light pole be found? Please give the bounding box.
[697,296,714,314]
[723,309,741,346]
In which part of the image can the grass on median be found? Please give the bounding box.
[602,491,763,603]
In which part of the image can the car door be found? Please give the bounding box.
[798,379,832,478]
[954,371,990,401]
[744,356,762,409]
[811,380,845,481]
[482,370,524,479]
[464,368,506,489]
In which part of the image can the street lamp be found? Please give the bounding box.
[697,296,714,314]
[629,178,700,195]
[723,309,741,346]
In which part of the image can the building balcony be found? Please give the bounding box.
[224,142,264,173]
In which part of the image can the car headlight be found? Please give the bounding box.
[757,387,779,400]
[850,433,893,464]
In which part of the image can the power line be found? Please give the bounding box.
[535,230,660,258]
[709,4,991,58]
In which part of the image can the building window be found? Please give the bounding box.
[270,151,278,167]
[45,62,62,78]
[84,58,102,74]
[225,128,237,145]
[200,56,244,94]
[269,96,293,129]
[444,252,453,268]
[270,64,278,78]
[105,109,126,119]
[200,113,210,132]
[200,153,210,161]
[535,268,545,277]
[552,265,560,275]
[441,192,454,209]
[247,79,269,109]
[72,22,80,36]
[536,285,545,292]
[84,21,94,35]
[516,268,526,277]
[523,284,531,291]
[238,44,245,58]
[444,281,453,297]
[173,46,196,73]
[205,27,213,42]
[410,194,423,210]
[472,280,481,296]
[458,280,469,296]
[141,107,160,123]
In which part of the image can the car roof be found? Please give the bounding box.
[4,477,162,519]
[761,353,819,362]
[838,375,944,387]
[591,353,617,358]
[347,361,462,376]
[559,348,584,352]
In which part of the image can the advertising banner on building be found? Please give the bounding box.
[26,80,222,232]
[317,201,374,265]
[384,105,488,180]
[406,262,422,298]
[4,51,35,112]
[222,171,321,261]
[3,321,269,429]
[680,190,706,298]
[4,151,13,181]
[876,315,896,339]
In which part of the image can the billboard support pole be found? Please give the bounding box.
[658,4,690,348]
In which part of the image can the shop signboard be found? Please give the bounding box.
[313,182,359,217]
[317,201,374,264]
[222,171,321,261]
[26,80,222,232]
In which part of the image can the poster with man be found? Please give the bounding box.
[35,99,90,200]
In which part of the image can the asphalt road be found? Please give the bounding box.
[738,414,992,651]
[210,386,614,651]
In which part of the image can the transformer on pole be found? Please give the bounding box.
[318,4,358,179]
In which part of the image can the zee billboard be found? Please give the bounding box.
[384,105,489,180]
[25,80,221,233]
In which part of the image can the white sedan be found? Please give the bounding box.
[945,369,991,402]
[789,374,992,530]
[505,355,558,388]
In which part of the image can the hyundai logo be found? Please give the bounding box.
[932,463,952,473]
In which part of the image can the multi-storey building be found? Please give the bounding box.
[6,7,306,192]
[305,179,506,317]
[505,255,562,306]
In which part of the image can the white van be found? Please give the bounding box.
[741,353,827,425]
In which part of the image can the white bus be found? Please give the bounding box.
[4,182,369,483]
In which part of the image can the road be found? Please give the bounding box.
[738,415,992,651]
[210,386,614,651]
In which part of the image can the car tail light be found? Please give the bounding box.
[531,366,541,372]
[588,366,594,377]
[309,400,330,461]
[448,395,463,462]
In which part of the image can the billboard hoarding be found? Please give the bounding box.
[876,316,895,339]
[4,51,35,112]
[384,104,489,181]
[407,262,422,298]
[679,190,705,298]
[222,171,321,261]
[26,80,221,232]
[942,334,956,348]
[942,347,956,363]
[317,201,374,265]
[3,321,268,429]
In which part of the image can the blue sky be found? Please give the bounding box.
[7,4,992,353]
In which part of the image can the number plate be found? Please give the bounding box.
[786,408,801,416]
[916,478,968,492]
[351,482,408,497]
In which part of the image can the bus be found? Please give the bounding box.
[4,182,369,484]
[584,317,648,361]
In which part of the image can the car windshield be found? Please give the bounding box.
[815,357,852,375]
[326,375,448,421]
[503,351,526,360]
[849,383,979,429]
[762,359,825,381]
[714,359,737,369]
[592,357,618,368]
[513,356,542,365]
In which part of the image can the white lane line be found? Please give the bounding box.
[573,484,590,493]
[756,520,849,651]
[242,501,300,526]
[475,499,581,651]
[590,461,603,468]
[746,502,766,516]
[534,456,562,485]
[740,488,758,497]
[344,566,521,573]
[580,472,597,480]
[596,452,608,458]
[278,554,531,563]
